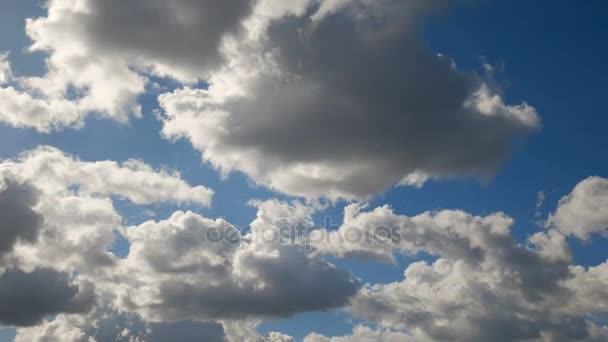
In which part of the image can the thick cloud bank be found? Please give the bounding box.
[0,152,606,341]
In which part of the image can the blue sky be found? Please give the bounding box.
[0,1,607,341]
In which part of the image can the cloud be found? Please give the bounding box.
[0,179,42,259]
[0,146,213,274]
[160,0,539,200]
[315,204,608,341]
[15,308,226,342]
[0,268,94,327]
[547,176,608,240]
[0,53,11,84]
[2,0,538,199]
[351,258,608,341]
[222,320,296,342]
[0,0,256,132]
[74,0,256,81]
[0,146,358,333]
[113,202,359,321]
[0,170,606,340]
[304,325,414,342]
[1,146,213,206]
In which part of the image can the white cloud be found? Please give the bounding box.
[313,203,608,341]
[0,0,256,132]
[1,146,213,206]
[547,176,608,240]
[0,167,606,340]
[351,258,608,341]
[0,53,11,84]
[0,146,213,276]
[304,325,414,342]
[111,201,359,322]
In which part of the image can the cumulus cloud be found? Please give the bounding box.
[2,0,539,199]
[351,259,608,341]
[313,204,608,341]
[0,0,255,132]
[0,268,94,327]
[0,146,213,274]
[0,145,360,336]
[160,0,539,199]
[0,170,606,340]
[547,176,608,240]
[112,201,359,322]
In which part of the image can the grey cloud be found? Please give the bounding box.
[160,0,539,199]
[15,307,225,342]
[80,0,256,79]
[0,179,42,258]
[0,268,94,327]
[155,245,359,320]
[146,321,225,342]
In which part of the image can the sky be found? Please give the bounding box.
[0,1,607,341]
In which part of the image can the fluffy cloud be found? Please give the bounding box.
[3,0,539,199]
[318,204,608,341]
[547,176,608,240]
[0,146,213,206]
[0,147,214,278]
[0,146,361,337]
[0,268,94,327]
[351,259,608,341]
[0,0,256,132]
[112,200,359,322]
[0,169,606,340]
[160,0,539,199]
[0,146,214,276]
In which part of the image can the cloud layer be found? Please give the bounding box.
[0,146,606,341]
